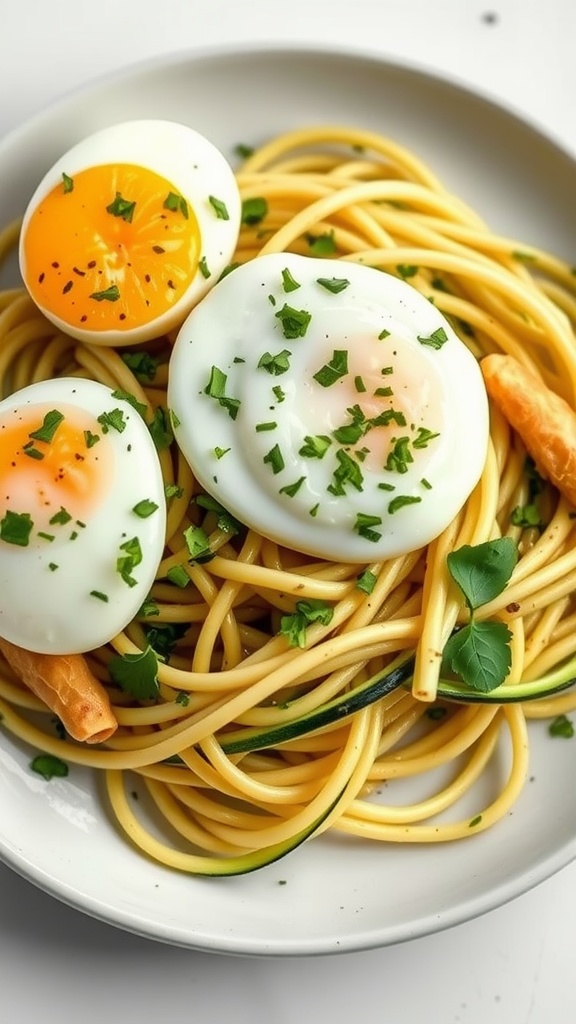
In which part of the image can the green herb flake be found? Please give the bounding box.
[306,231,336,256]
[163,191,189,218]
[549,714,574,738]
[213,446,231,460]
[510,503,543,529]
[48,562,59,572]
[121,351,159,382]
[356,569,377,595]
[139,597,160,617]
[37,531,55,542]
[84,429,100,449]
[354,376,367,393]
[0,510,33,547]
[258,349,292,375]
[97,408,126,434]
[166,564,191,588]
[313,349,348,388]
[309,503,319,517]
[195,493,241,535]
[90,284,121,302]
[274,303,312,340]
[148,406,174,452]
[208,195,229,220]
[198,256,211,279]
[164,483,184,499]
[388,494,422,515]
[417,326,449,350]
[272,385,286,403]
[241,197,268,226]
[30,754,69,781]
[279,476,306,498]
[109,645,159,701]
[281,267,301,292]
[469,815,483,828]
[183,524,212,563]
[378,328,391,340]
[203,365,241,420]
[132,499,159,518]
[90,590,109,602]
[316,276,350,294]
[29,409,64,444]
[49,507,72,526]
[413,426,440,449]
[255,421,277,432]
[235,142,254,159]
[106,191,136,223]
[354,512,382,542]
[299,434,332,459]
[175,691,190,706]
[22,444,44,460]
[279,599,334,648]
[328,449,364,495]
[116,536,143,588]
[263,444,285,475]
[62,172,74,194]
[111,388,147,418]
[385,436,413,474]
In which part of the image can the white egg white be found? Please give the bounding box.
[168,253,489,563]
[19,119,241,345]
[0,378,166,653]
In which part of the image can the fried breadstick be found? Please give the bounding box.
[481,352,576,508]
[0,637,118,744]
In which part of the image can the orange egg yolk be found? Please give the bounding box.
[0,403,114,539]
[22,163,202,333]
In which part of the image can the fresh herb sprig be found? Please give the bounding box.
[442,537,518,692]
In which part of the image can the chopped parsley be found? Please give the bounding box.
[121,351,159,382]
[313,349,348,387]
[203,366,241,420]
[279,476,306,497]
[354,513,382,542]
[306,231,336,256]
[61,172,74,194]
[30,754,69,780]
[29,409,64,444]
[90,284,121,302]
[279,599,334,648]
[0,510,33,547]
[116,536,143,588]
[106,191,136,223]
[274,303,312,339]
[132,499,159,518]
[241,197,268,225]
[281,267,301,292]
[166,564,190,588]
[356,569,378,594]
[183,524,212,562]
[164,191,189,218]
[263,444,285,475]
[97,408,126,434]
[208,195,230,220]
[299,434,332,459]
[258,349,292,375]
[388,494,422,515]
[417,326,448,350]
[316,276,350,294]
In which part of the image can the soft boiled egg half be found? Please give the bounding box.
[0,378,166,653]
[168,253,489,563]
[19,119,241,346]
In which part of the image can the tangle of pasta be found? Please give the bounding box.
[1,124,576,875]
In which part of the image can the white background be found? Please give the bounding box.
[1,1,576,1021]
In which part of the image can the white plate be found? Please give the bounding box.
[1,44,576,957]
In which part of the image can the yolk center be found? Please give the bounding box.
[0,404,114,532]
[22,163,202,332]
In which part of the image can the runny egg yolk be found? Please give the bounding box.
[22,163,201,334]
[0,403,113,535]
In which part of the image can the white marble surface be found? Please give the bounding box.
[1,1,576,1020]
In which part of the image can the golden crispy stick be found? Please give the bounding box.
[481,353,576,508]
[0,637,117,744]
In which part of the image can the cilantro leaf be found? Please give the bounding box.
[442,621,513,692]
[108,645,159,700]
[447,537,518,611]
[30,754,69,780]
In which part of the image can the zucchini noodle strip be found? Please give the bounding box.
[0,124,575,873]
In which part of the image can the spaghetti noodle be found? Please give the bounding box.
[1,124,576,874]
